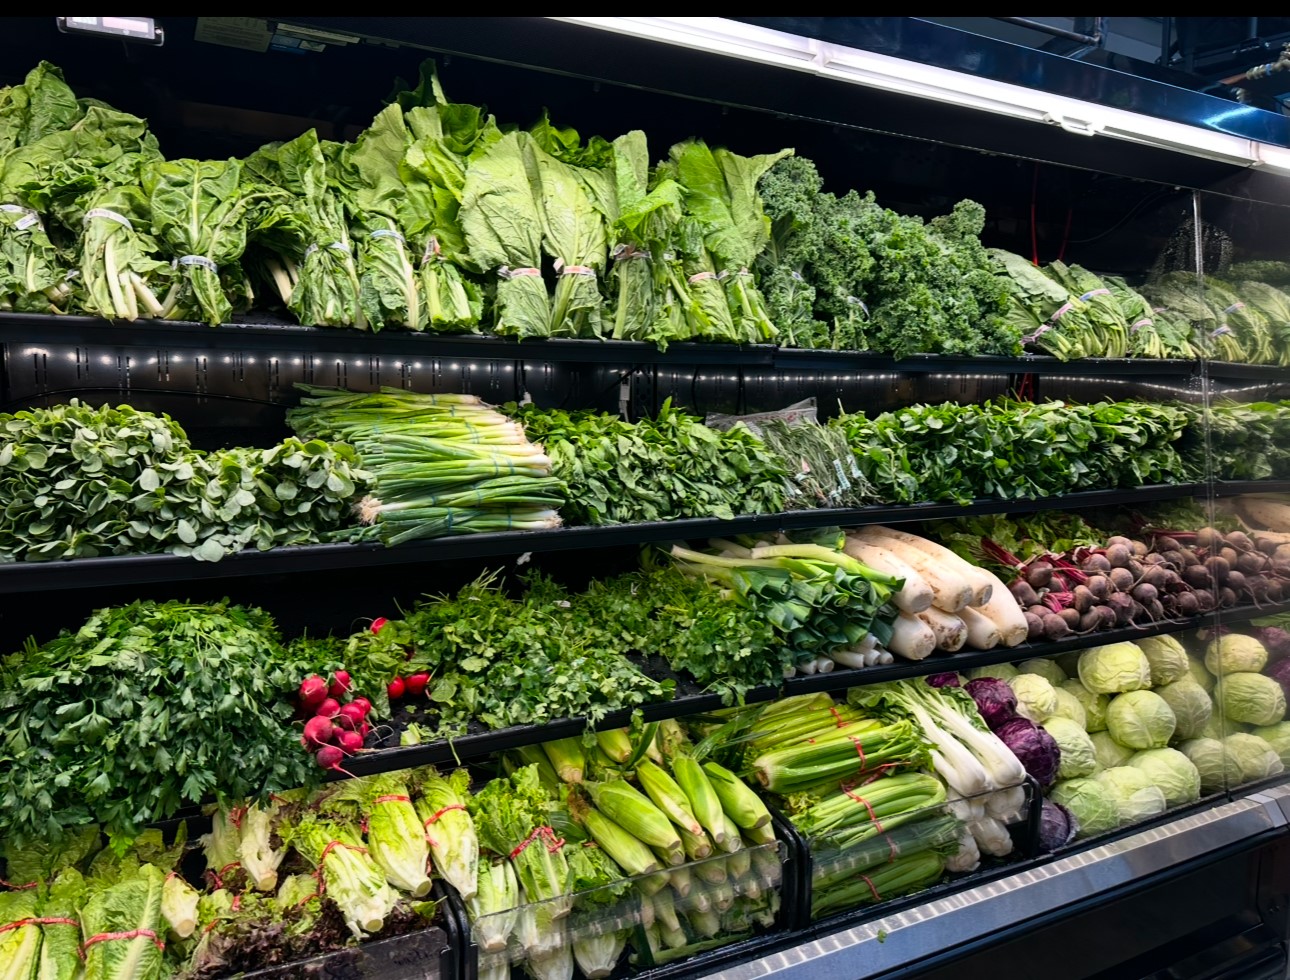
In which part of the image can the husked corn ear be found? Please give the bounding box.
[652,888,681,934]
[542,737,585,784]
[695,854,728,886]
[596,728,633,764]
[583,809,660,879]
[718,813,744,855]
[588,780,683,863]
[670,755,728,848]
[702,761,772,832]
[636,760,703,836]
[744,821,777,846]
[668,864,692,899]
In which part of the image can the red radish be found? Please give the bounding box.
[303,716,335,749]
[333,712,357,732]
[337,730,365,754]
[387,677,405,699]
[406,673,430,697]
[299,675,328,709]
[328,671,352,699]
[359,721,372,738]
[338,703,366,727]
[371,617,389,634]
[315,698,341,719]
[316,745,348,771]
[350,697,372,718]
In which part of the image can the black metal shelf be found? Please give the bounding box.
[338,598,1288,781]
[1214,479,1290,497]
[4,311,1278,381]
[0,482,1206,595]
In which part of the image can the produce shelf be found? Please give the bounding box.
[0,482,1208,594]
[3,311,1269,380]
[1214,479,1290,496]
[336,598,1288,782]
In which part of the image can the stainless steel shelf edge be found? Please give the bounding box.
[698,795,1282,980]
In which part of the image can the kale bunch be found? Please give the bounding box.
[756,156,1020,357]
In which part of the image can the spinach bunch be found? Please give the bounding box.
[0,401,369,562]
[0,599,319,844]
[509,400,788,525]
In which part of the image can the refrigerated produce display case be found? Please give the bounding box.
[4,15,1290,980]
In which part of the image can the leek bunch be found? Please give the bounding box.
[287,385,567,544]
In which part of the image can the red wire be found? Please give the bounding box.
[1056,206,1073,264]
[1030,163,1040,266]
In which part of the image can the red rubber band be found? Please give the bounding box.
[841,787,884,833]
[0,916,79,935]
[860,874,882,903]
[0,878,37,890]
[373,794,412,806]
[82,928,165,953]
[423,803,467,826]
[509,825,564,860]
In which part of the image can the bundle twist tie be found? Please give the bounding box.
[1,204,40,232]
[1022,324,1053,344]
[499,266,542,279]
[370,229,406,245]
[178,255,218,273]
[687,271,718,284]
[83,208,133,231]
[1224,302,1245,314]
[509,825,565,859]
[845,295,870,315]
[1130,318,1153,334]
[1049,301,1074,322]
[1210,325,1233,338]
[611,243,650,261]
[556,262,596,277]
[305,241,349,257]
[82,929,165,954]
[1079,289,1111,301]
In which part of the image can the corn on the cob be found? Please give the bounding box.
[652,888,682,935]
[668,864,692,899]
[671,755,728,848]
[588,781,683,864]
[677,823,714,862]
[695,856,728,886]
[636,760,703,836]
[596,728,633,764]
[506,744,561,793]
[543,737,586,784]
[702,761,772,832]
[688,904,722,938]
[582,809,661,878]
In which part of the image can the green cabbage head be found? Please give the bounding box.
[1062,679,1108,732]
[1222,733,1285,784]
[1154,680,1213,742]
[1128,747,1201,807]
[1106,690,1176,750]
[1078,642,1152,695]
[1138,635,1190,687]
[1095,766,1167,824]
[1042,716,1099,779]
[1215,672,1286,727]
[1049,777,1120,838]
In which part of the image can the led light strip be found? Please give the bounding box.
[549,16,1290,177]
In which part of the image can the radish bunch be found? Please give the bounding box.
[298,670,373,771]
[371,616,432,705]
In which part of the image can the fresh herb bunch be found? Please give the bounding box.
[391,572,673,734]
[1182,401,1290,480]
[832,398,1193,505]
[0,599,321,844]
[509,400,788,525]
[0,400,369,562]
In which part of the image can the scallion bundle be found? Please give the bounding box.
[287,385,566,545]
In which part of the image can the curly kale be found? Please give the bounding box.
[755,157,1020,357]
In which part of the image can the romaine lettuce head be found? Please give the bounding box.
[1041,716,1098,779]
[1250,721,1290,765]
[1095,766,1167,825]
[1017,658,1067,687]
[1216,672,1287,727]
[1078,642,1152,695]
[1154,680,1213,742]
[1049,686,1088,729]
[1177,737,1235,794]
[1205,634,1268,677]
[1061,679,1108,733]
[1128,747,1201,807]
[1106,690,1177,750]
[1091,731,1134,770]
[1049,777,1120,838]
[1138,634,1190,687]
[1222,733,1285,784]
[1009,673,1059,724]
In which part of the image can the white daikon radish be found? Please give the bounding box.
[828,649,870,670]
[888,612,937,660]
[972,568,1029,647]
[841,539,934,613]
[958,605,1001,650]
[848,531,972,612]
[917,607,968,652]
[855,526,993,607]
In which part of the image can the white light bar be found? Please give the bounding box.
[550,16,1290,176]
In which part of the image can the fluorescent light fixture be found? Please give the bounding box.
[550,16,1282,172]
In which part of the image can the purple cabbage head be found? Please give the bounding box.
[1267,658,1290,704]
[925,672,962,689]
[1038,799,1079,852]
[964,677,1018,730]
[996,717,1061,788]
[1254,626,1290,664]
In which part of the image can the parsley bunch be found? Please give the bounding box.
[0,599,319,844]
